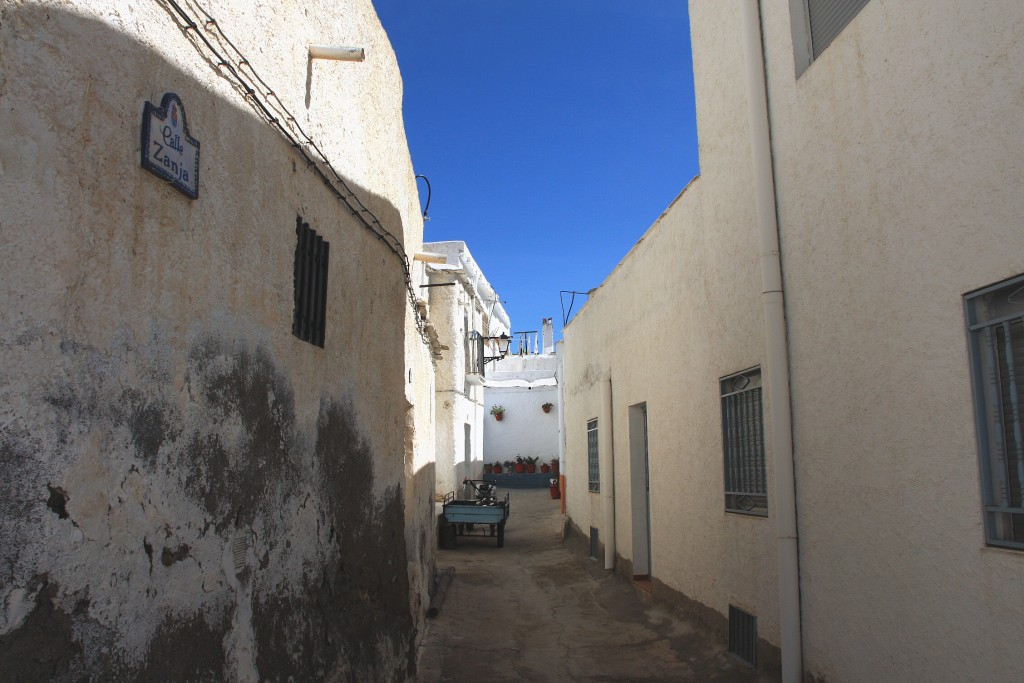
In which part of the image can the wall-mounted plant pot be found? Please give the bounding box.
[542,405,552,413]
[494,413,503,421]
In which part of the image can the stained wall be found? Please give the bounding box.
[0,1,433,679]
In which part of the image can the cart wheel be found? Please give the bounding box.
[438,516,457,549]
[496,524,505,548]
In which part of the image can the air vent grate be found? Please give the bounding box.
[233,533,247,574]
[728,604,757,666]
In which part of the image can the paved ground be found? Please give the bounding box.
[416,489,777,682]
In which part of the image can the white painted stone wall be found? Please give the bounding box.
[562,175,781,649]
[424,241,510,496]
[483,352,561,467]
[563,0,1024,680]
[0,0,435,678]
[755,0,1024,680]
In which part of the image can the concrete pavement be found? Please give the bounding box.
[416,488,778,682]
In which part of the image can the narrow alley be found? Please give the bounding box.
[417,489,778,682]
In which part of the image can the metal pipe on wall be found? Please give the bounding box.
[738,1,802,680]
[600,373,616,570]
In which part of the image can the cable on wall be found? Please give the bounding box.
[157,0,427,339]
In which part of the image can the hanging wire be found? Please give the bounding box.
[414,175,431,220]
[560,290,592,326]
[159,0,427,339]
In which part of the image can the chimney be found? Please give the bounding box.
[542,318,554,354]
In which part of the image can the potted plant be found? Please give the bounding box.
[514,456,526,474]
[484,463,493,474]
[504,460,515,474]
[490,405,505,421]
[550,457,559,474]
[542,402,554,413]
[549,477,561,499]
[540,462,550,474]
[524,456,539,473]
[492,461,503,474]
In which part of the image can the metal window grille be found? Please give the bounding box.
[587,419,600,492]
[806,0,871,58]
[728,605,757,666]
[721,368,767,516]
[292,216,329,348]
[966,275,1024,550]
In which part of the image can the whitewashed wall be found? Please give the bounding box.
[482,383,560,466]
[757,0,1024,680]
[425,242,510,496]
[0,1,434,679]
[562,0,1024,680]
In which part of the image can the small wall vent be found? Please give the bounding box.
[589,527,600,559]
[232,532,247,575]
[728,604,757,666]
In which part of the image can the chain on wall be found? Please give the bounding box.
[157,0,427,339]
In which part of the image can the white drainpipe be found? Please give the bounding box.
[600,373,616,570]
[739,1,802,681]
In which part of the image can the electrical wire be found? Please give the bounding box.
[415,174,431,220]
[559,290,591,326]
[157,0,427,338]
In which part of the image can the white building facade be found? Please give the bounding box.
[562,1,1024,681]
[483,324,561,470]
[423,241,511,497]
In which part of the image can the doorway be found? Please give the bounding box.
[629,403,652,580]
[463,423,473,498]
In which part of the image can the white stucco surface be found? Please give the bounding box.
[482,352,561,467]
[562,1,1024,680]
[424,241,509,497]
[758,1,1024,680]
[0,1,435,678]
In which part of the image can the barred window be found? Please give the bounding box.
[292,216,329,348]
[966,274,1024,550]
[587,419,600,492]
[721,368,767,516]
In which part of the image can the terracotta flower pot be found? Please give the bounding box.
[515,463,525,474]
[494,412,503,421]
[542,405,552,413]
[484,464,493,474]
[551,463,559,474]
[549,483,561,499]
[493,464,503,474]
[540,464,550,473]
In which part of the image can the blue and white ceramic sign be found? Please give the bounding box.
[140,93,200,199]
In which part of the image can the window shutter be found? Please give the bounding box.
[807,0,871,58]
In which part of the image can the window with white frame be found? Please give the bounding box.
[721,368,767,516]
[792,0,872,75]
[587,419,600,492]
[966,274,1024,550]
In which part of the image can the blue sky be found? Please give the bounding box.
[372,1,700,342]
